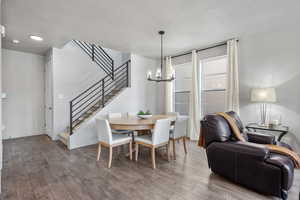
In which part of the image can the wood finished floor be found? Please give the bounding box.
[1,135,300,200]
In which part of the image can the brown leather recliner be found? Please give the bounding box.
[201,111,294,200]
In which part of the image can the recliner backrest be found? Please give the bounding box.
[226,111,244,132]
[201,114,232,147]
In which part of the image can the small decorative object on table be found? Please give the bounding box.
[137,110,152,119]
[269,114,282,128]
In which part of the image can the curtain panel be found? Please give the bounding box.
[188,50,201,140]
[164,56,174,113]
[226,39,240,114]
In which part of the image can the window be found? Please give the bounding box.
[173,55,227,116]
[173,62,192,115]
[201,55,227,115]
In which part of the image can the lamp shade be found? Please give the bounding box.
[250,88,277,102]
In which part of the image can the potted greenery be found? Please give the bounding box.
[137,110,152,119]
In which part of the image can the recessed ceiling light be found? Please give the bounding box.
[12,39,20,44]
[30,35,43,41]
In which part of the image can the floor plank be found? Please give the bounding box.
[1,135,299,200]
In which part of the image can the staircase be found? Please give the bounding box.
[58,40,130,147]
[73,40,115,79]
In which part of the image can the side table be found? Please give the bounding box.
[245,123,289,142]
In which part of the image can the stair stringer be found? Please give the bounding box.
[68,87,128,149]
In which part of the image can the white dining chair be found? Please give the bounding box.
[95,118,132,168]
[167,112,180,118]
[167,112,179,132]
[134,119,171,169]
[108,112,133,135]
[169,117,188,160]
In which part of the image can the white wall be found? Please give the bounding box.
[239,24,300,152]
[51,42,106,139]
[51,41,130,139]
[104,48,130,68]
[69,54,159,149]
[2,49,45,139]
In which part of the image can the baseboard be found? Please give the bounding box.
[3,133,46,140]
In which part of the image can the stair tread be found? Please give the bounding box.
[58,132,69,146]
[59,132,70,139]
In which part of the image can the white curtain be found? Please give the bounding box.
[226,39,240,114]
[165,56,174,113]
[188,50,201,140]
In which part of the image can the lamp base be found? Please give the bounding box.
[260,103,268,127]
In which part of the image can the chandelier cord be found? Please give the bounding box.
[147,30,174,82]
[161,32,163,73]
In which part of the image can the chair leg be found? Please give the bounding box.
[108,146,113,168]
[129,142,132,161]
[172,139,176,160]
[135,143,139,161]
[183,137,187,154]
[166,142,170,161]
[151,146,156,169]
[117,146,121,155]
[97,143,101,161]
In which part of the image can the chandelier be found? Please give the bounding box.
[147,31,175,82]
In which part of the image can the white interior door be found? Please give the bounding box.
[45,55,53,139]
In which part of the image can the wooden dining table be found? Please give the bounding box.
[109,114,177,131]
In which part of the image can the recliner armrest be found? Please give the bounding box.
[207,141,270,161]
[246,131,275,144]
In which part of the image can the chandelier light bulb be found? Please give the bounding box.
[147,71,152,79]
[155,68,162,78]
[171,69,176,78]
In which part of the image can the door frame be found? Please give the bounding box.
[45,53,54,139]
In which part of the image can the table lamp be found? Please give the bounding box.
[250,88,277,126]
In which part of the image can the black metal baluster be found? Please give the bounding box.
[92,44,95,61]
[126,62,129,87]
[68,56,130,135]
[112,60,114,80]
[102,79,105,107]
[70,101,73,135]
[73,40,114,78]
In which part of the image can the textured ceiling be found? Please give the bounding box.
[2,0,300,57]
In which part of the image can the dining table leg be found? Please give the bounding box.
[151,146,156,169]
[135,143,139,161]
